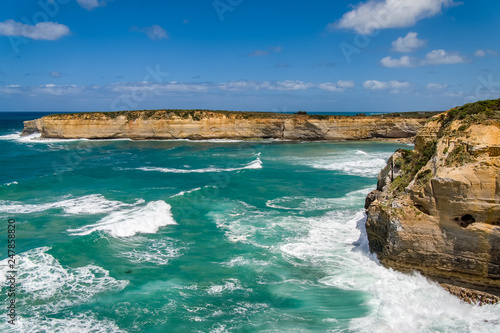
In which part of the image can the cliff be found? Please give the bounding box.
[21,110,428,141]
[365,99,500,300]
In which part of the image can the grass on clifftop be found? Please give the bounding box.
[43,109,435,121]
[390,98,499,193]
[437,98,500,129]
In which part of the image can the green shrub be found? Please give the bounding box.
[445,144,474,166]
[390,141,436,193]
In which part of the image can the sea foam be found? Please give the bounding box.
[137,157,262,174]
[266,188,372,211]
[279,209,500,332]
[0,247,129,314]
[68,200,176,237]
[14,313,126,333]
[0,194,141,215]
[120,237,183,265]
[299,150,391,177]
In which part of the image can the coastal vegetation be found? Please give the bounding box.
[389,98,500,192]
[391,140,437,193]
[43,108,441,122]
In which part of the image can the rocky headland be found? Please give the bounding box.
[21,110,430,141]
[365,99,500,303]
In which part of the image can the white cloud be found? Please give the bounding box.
[392,32,427,52]
[0,79,358,99]
[475,49,486,57]
[332,0,457,34]
[263,80,315,91]
[34,84,84,96]
[380,55,417,68]
[0,20,70,40]
[76,0,110,11]
[381,49,467,67]
[363,80,410,93]
[475,49,498,57]
[426,83,448,90]
[111,81,209,94]
[319,80,356,92]
[424,49,467,65]
[50,71,62,78]
[336,80,356,89]
[141,25,168,40]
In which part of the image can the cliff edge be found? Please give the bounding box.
[21,110,428,141]
[365,99,500,300]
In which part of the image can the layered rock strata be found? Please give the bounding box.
[365,99,500,297]
[21,110,427,140]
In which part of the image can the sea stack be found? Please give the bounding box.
[365,99,500,301]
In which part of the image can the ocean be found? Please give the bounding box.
[0,112,498,332]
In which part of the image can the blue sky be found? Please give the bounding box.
[0,0,499,112]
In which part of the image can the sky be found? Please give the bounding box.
[0,0,499,112]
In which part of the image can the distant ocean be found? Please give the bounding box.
[1,112,498,332]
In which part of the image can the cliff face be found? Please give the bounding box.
[21,110,426,140]
[365,99,500,296]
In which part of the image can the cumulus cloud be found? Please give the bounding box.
[381,49,468,67]
[363,80,410,93]
[77,0,110,11]
[380,55,417,68]
[392,32,427,52]
[0,20,70,40]
[424,49,467,65]
[331,0,457,34]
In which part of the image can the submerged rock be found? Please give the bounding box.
[365,98,500,300]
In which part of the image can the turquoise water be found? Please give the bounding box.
[0,113,499,332]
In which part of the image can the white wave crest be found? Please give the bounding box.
[294,150,391,177]
[0,194,142,215]
[206,278,250,295]
[67,200,176,237]
[170,187,202,198]
[137,157,262,174]
[266,188,372,211]
[0,247,128,314]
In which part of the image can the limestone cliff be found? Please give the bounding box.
[21,110,427,141]
[365,99,500,298]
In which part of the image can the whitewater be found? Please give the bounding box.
[0,112,498,332]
